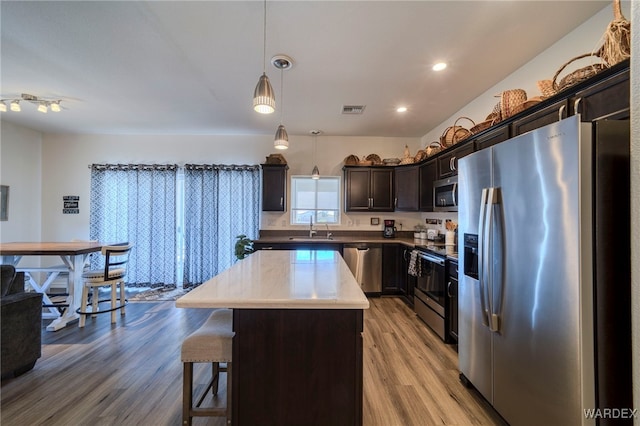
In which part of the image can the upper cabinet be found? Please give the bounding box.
[394,165,419,211]
[419,159,437,212]
[436,142,475,179]
[344,167,394,212]
[261,164,288,211]
[511,99,568,137]
[571,67,630,121]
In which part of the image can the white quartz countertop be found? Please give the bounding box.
[175,250,370,309]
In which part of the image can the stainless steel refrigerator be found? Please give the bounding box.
[457,116,631,426]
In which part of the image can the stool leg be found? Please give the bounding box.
[120,279,126,316]
[226,362,232,425]
[110,283,117,323]
[183,362,193,426]
[91,286,99,317]
[212,362,220,396]
[79,285,89,327]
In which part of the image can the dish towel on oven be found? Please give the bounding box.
[408,250,422,277]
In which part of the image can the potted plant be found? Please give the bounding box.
[234,234,255,260]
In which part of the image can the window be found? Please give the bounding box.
[291,176,340,225]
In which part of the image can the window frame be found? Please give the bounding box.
[290,175,341,225]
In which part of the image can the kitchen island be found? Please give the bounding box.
[176,250,369,426]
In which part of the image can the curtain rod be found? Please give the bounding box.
[184,164,260,171]
[88,163,178,171]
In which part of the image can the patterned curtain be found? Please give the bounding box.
[89,164,178,286]
[183,164,260,286]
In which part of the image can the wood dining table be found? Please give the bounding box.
[0,241,103,331]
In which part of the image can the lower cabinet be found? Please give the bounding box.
[401,247,415,308]
[253,242,343,255]
[382,244,402,295]
[447,260,458,346]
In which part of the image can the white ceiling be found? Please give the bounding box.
[1,1,609,138]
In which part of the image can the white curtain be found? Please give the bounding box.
[89,164,178,286]
[182,164,260,286]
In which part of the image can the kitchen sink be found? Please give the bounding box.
[288,237,334,241]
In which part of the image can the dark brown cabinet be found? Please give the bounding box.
[401,247,415,308]
[382,244,402,295]
[437,142,475,178]
[394,165,419,211]
[261,164,288,211]
[473,125,510,151]
[344,167,394,212]
[447,260,458,345]
[511,99,568,136]
[571,67,630,121]
[418,159,437,212]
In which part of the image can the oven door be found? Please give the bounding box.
[414,251,446,316]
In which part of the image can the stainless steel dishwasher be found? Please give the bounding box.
[343,243,382,294]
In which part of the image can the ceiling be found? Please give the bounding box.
[0,1,609,138]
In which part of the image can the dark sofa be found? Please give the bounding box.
[1,264,43,378]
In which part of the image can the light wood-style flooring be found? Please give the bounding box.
[1,297,505,425]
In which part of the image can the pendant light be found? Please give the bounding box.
[253,0,275,114]
[310,130,321,179]
[272,55,293,150]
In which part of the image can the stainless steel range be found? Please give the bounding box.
[412,246,448,341]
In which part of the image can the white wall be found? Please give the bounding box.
[630,0,639,415]
[40,132,421,238]
[0,121,42,251]
[421,3,630,144]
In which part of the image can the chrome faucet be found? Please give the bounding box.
[309,217,317,238]
[325,224,333,240]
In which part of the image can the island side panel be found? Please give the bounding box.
[232,309,364,426]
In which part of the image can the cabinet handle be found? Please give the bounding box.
[558,104,566,121]
[451,156,457,171]
[394,197,398,208]
[280,197,283,207]
[447,281,453,297]
[573,97,583,116]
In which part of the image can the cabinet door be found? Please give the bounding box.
[419,160,437,211]
[402,248,415,308]
[344,168,371,211]
[572,68,629,121]
[394,165,419,211]
[262,165,287,211]
[511,99,568,136]
[370,169,394,211]
[447,260,459,344]
[382,244,401,295]
[437,142,474,178]
[474,125,510,151]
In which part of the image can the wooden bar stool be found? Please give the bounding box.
[182,308,233,426]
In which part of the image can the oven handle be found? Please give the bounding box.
[418,252,445,266]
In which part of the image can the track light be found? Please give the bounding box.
[0,94,63,113]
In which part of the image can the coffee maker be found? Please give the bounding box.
[383,220,396,238]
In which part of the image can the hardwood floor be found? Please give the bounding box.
[1,297,505,426]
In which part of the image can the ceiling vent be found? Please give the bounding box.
[341,105,366,115]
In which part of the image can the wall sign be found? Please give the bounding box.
[63,195,79,214]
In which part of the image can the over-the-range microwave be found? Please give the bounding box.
[433,176,457,212]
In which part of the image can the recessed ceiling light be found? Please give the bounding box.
[432,62,447,71]
[396,106,408,113]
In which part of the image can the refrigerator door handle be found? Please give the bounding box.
[477,188,490,327]
[486,187,501,333]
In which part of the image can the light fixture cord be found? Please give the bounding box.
[280,69,284,124]
[262,0,267,73]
